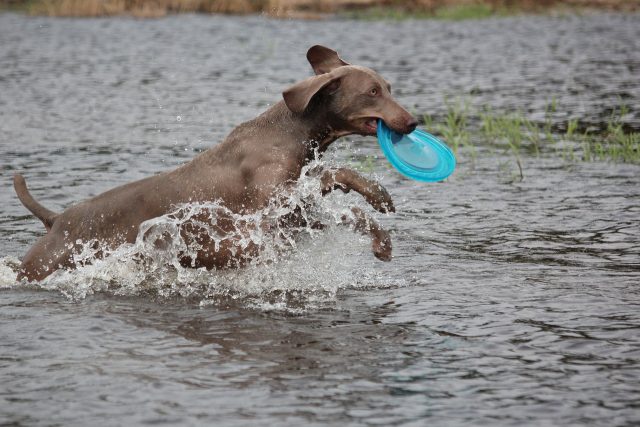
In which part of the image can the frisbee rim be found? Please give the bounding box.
[377,121,456,182]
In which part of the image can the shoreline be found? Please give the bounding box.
[1,0,639,19]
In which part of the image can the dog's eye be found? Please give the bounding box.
[370,88,378,96]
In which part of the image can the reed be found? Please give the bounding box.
[25,0,262,17]
[5,0,638,18]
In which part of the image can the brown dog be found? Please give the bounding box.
[14,45,417,282]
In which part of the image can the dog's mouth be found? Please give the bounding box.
[361,118,378,135]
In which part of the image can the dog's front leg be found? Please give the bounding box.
[341,207,392,261]
[319,168,395,213]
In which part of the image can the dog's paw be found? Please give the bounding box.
[368,184,395,214]
[379,197,395,214]
[372,230,392,261]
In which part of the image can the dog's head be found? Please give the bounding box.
[283,45,418,136]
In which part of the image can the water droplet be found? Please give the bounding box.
[176,116,182,122]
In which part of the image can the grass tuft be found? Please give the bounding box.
[424,98,640,176]
[324,99,637,179]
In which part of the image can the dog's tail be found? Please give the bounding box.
[13,174,59,231]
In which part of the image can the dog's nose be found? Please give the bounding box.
[406,117,418,133]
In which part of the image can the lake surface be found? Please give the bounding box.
[1,11,639,426]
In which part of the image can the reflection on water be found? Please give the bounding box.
[1,12,640,426]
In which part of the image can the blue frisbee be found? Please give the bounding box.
[377,120,456,182]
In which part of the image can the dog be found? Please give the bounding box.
[13,45,418,282]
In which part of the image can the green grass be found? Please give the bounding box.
[434,98,473,155]
[346,100,639,180]
[421,98,639,179]
[580,104,640,163]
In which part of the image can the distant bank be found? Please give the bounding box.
[1,0,639,19]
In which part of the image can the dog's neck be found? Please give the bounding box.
[277,101,351,156]
[302,123,342,154]
[236,101,353,166]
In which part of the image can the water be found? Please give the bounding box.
[1,12,640,426]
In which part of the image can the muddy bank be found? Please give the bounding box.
[1,0,639,18]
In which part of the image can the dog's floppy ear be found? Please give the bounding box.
[283,72,341,115]
[307,45,349,75]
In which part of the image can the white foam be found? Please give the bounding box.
[0,256,20,288]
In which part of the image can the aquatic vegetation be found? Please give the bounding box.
[559,103,639,164]
[581,107,640,164]
[479,108,529,179]
[424,98,473,156]
[422,98,640,178]
[350,97,607,180]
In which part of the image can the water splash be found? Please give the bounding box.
[0,256,20,288]
[3,158,399,311]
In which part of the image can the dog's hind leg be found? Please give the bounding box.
[17,232,74,282]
